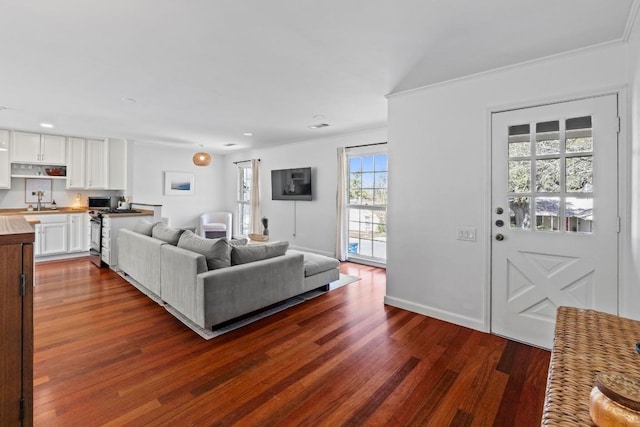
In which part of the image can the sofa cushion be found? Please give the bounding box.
[231,241,289,265]
[132,219,155,236]
[152,223,185,245]
[177,230,231,270]
[299,252,340,277]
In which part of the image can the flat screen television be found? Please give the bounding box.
[271,167,312,201]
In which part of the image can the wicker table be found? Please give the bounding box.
[542,306,640,426]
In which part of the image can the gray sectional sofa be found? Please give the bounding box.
[117,222,339,330]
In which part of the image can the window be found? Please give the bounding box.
[237,163,252,236]
[507,116,594,233]
[347,150,387,262]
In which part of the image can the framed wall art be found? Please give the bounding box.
[164,171,195,196]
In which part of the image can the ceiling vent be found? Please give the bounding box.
[308,123,330,129]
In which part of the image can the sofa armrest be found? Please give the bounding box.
[197,252,305,328]
[160,244,208,319]
[118,229,165,296]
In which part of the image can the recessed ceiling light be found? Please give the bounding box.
[308,123,330,129]
[121,97,137,103]
[40,123,54,128]
[243,132,253,137]
[224,143,237,147]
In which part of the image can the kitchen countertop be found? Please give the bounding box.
[0,207,90,215]
[0,207,154,217]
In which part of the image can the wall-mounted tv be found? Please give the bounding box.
[271,167,312,201]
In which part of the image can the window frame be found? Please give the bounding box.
[236,162,252,236]
[345,146,388,264]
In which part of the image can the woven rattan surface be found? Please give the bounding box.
[542,306,640,426]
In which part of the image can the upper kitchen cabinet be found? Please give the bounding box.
[67,137,126,190]
[0,130,10,189]
[11,131,66,164]
[66,137,86,189]
[86,138,107,189]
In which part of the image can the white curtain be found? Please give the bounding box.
[335,147,347,260]
[250,159,261,234]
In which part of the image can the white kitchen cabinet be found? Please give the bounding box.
[68,213,87,252]
[86,138,107,189]
[66,137,86,189]
[32,214,68,256]
[0,130,9,189]
[11,131,66,164]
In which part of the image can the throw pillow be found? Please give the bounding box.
[152,223,185,246]
[231,241,289,265]
[177,230,231,270]
[230,237,248,246]
[132,219,155,236]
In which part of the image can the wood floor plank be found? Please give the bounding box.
[32,258,550,426]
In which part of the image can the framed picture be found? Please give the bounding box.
[164,171,195,196]
[25,178,53,203]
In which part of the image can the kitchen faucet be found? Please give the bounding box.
[34,190,44,211]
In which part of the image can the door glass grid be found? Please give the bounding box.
[507,116,593,233]
[347,153,387,261]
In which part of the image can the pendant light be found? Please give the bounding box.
[193,146,211,167]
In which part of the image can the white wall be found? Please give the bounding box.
[129,141,226,229]
[223,128,387,256]
[386,42,635,331]
[625,13,640,319]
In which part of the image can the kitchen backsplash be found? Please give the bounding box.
[0,178,123,209]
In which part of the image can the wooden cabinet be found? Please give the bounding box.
[0,130,9,189]
[11,132,66,164]
[0,216,34,426]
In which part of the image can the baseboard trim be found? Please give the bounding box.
[383,295,488,333]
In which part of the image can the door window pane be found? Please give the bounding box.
[509,197,530,229]
[535,197,560,232]
[566,157,593,192]
[566,197,593,233]
[535,121,560,155]
[508,124,530,157]
[509,160,531,192]
[536,158,560,192]
[566,116,593,153]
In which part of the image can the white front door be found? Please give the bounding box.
[491,95,619,349]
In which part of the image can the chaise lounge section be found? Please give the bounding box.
[117,222,340,331]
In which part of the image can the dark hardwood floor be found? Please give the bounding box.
[32,258,550,426]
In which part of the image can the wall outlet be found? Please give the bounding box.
[457,227,477,242]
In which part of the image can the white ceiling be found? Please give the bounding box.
[0,1,637,153]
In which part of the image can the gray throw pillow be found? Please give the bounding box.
[152,223,185,246]
[177,230,231,270]
[132,220,155,236]
[230,237,248,246]
[231,241,289,265]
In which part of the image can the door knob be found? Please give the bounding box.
[495,233,504,241]
[495,207,504,214]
